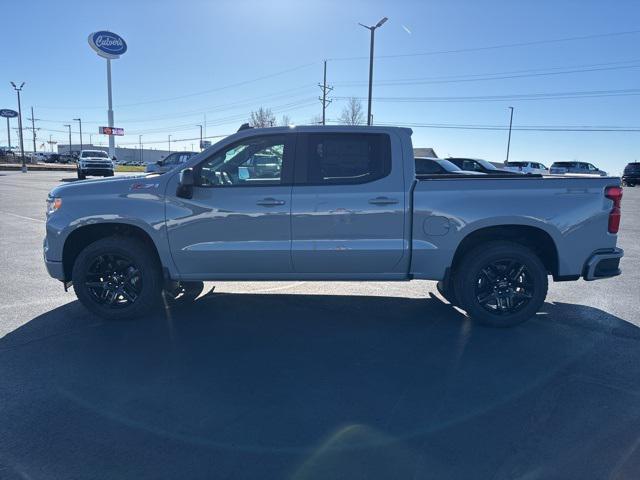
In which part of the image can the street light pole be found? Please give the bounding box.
[73,118,83,151]
[196,125,203,150]
[64,124,72,158]
[505,106,514,163]
[168,135,172,152]
[10,82,26,172]
[139,134,143,163]
[359,17,387,126]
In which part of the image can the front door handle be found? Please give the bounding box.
[256,198,285,207]
[368,196,399,205]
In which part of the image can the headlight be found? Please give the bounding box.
[46,197,62,216]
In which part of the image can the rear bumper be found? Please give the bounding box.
[583,248,623,281]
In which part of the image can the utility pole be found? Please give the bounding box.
[64,124,72,157]
[28,107,39,156]
[73,118,83,151]
[139,135,143,163]
[5,117,10,150]
[505,106,514,163]
[168,135,172,152]
[47,134,57,153]
[318,60,333,125]
[358,17,388,126]
[10,82,26,172]
[197,124,203,150]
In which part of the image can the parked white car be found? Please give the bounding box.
[77,150,114,179]
[503,161,548,175]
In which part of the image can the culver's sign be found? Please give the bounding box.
[88,31,127,59]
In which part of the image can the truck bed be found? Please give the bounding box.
[409,174,621,280]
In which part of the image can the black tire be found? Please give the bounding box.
[71,236,163,320]
[77,170,86,180]
[453,241,548,327]
[163,281,204,306]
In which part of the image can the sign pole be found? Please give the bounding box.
[5,117,10,150]
[106,58,115,159]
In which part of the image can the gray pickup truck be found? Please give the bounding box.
[44,126,624,327]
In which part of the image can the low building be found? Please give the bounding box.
[413,147,437,158]
[57,144,183,164]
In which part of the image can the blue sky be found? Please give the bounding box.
[2,0,639,173]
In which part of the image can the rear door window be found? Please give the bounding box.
[295,133,391,185]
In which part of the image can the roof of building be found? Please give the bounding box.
[413,147,437,158]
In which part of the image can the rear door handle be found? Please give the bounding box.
[256,198,285,207]
[368,196,399,205]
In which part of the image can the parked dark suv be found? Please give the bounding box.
[622,162,640,187]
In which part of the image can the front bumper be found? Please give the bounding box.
[79,168,113,175]
[583,248,624,281]
[45,258,65,281]
[622,175,640,184]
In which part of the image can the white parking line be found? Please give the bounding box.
[0,211,44,223]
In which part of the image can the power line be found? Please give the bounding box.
[333,60,640,87]
[328,28,640,61]
[334,88,640,103]
[368,120,640,132]
[36,62,319,110]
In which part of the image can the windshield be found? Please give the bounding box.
[81,151,109,158]
[475,159,499,170]
[505,161,528,167]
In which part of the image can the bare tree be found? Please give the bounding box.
[339,97,365,125]
[279,114,292,126]
[249,107,276,128]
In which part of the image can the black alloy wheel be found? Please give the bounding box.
[474,259,534,315]
[84,253,143,308]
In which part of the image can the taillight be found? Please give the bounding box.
[605,186,623,234]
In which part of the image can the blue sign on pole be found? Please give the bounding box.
[88,31,127,59]
[0,109,18,118]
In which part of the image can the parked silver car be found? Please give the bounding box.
[146,152,197,174]
[549,161,607,176]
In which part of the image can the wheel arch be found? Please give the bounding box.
[62,222,163,281]
[451,224,559,278]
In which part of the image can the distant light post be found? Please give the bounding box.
[64,124,72,158]
[358,17,388,126]
[139,135,143,163]
[196,124,203,150]
[505,106,514,163]
[168,134,172,152]
[73,118,83,151]
[10,82,26,172]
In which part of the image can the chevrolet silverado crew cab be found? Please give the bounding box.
[77,149,114,179]
[44,126,624,327]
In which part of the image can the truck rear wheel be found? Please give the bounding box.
[71,236,162,320]
[453,241,548,327]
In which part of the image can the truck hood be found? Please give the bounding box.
[49,174,158,198]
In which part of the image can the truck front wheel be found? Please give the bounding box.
[453,241,548,327]
[71,236,163,320]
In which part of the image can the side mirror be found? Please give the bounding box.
[156,159,164,166]
[176,168,195,199]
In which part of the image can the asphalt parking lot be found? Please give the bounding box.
[1,170,639,479]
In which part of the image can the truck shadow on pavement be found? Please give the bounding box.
[1,293,640,480]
